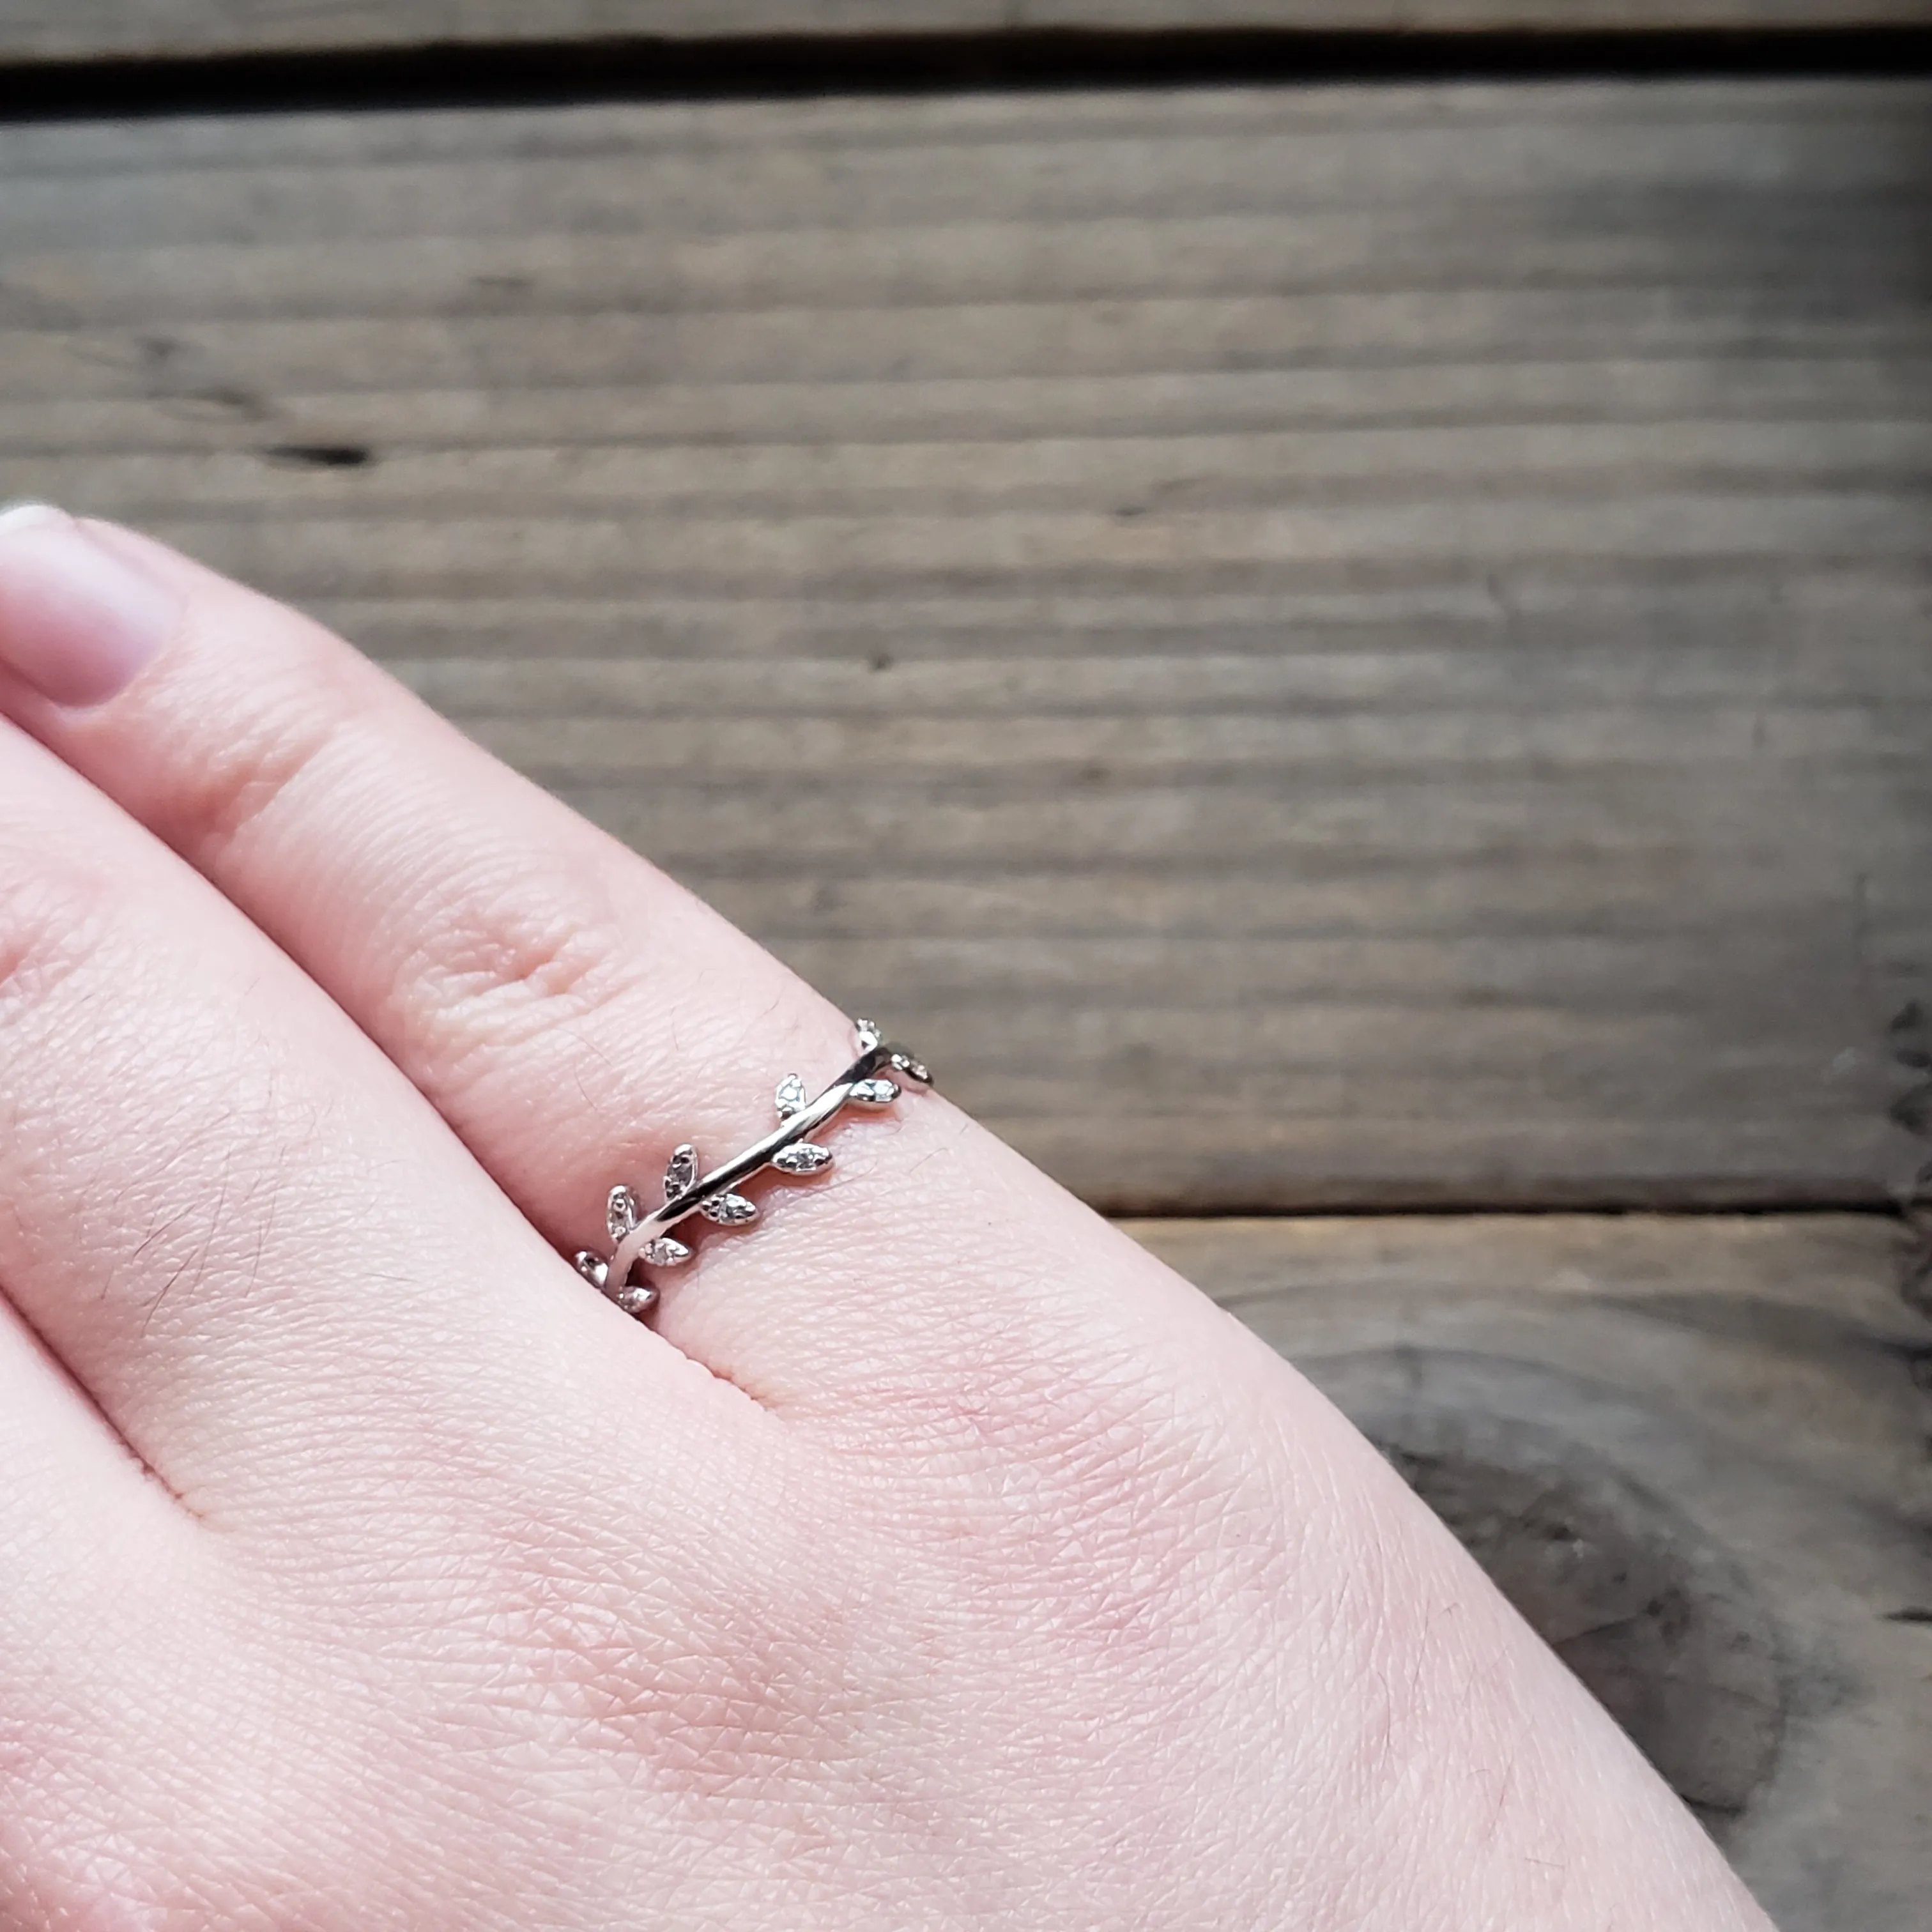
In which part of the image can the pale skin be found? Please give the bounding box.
[0,505,1774,1930]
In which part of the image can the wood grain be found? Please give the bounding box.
[2,0,1928,66]
[2,80,1928,1209]
[1131,1213,1932,1930]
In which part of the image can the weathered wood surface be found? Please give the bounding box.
[2,80,1928,1209]
[2,1,1926,66]
[1131,1213,1932,1930]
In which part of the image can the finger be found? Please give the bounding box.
[0,703,741,1528]
[0,509,1240,1423]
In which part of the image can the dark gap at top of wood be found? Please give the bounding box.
[1087,1179,1919,1218]
[1116,1199,1915,1222]
[4,23,1932,124]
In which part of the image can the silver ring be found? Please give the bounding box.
[574,1018,932,1318]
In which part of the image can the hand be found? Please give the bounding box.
[0,505,1770,1929]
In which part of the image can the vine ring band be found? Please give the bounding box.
[572,1019,932,1319]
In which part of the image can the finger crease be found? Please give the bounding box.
[0,1284,202,1521]
[164,689,364,877]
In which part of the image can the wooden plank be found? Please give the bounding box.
[1,1,1926,66]
[2,80,1928,1210]
[1130,1213,1932,1930]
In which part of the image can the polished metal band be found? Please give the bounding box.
[574,1019,931,1318]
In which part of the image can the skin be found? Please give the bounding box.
[0,512,1775,1930]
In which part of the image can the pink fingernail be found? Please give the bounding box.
[0,503,183,708]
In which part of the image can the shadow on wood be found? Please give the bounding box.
[1342,1354,1784,1834]
[1131,1213,1932,1928]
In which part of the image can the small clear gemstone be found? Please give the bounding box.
[772,1142,834,1176]
[606,1185,642,1241]
[664,1143,700,1200]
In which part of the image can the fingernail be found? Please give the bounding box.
[0,503,183,708]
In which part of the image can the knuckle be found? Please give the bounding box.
[424,1487,865,1807]
[153,666,353,870]
[394,873,626,1055]
[858,1322,1300,1645]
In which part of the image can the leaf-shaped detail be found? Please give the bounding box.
[772,1142,834,1176]
[664,1142,699,1202]
[613,1282,658,1317]
[774,1073,808,1120]
[606,1185,642,1242]
[849,1078,901,1108]
[853,1018,882,1053]
[641,1236,693,1268]
[890,1051,931,1085]
[573,1251,610,1290]
[700,1192,759,1225]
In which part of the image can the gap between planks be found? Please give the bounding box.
[4,9,1932,103]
